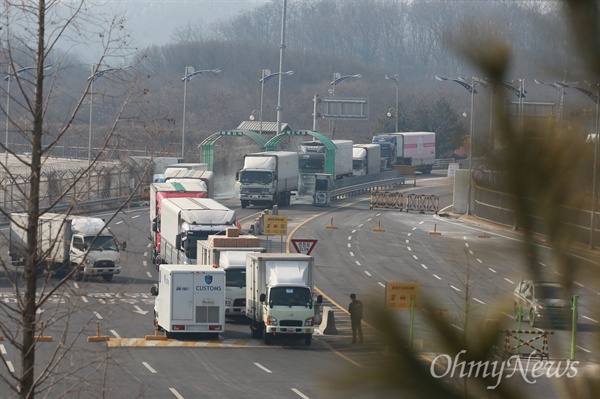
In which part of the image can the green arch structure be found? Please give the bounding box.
[199,130,269,171]
[264,130,338,176]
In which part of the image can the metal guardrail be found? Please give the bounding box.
[331,172,406,200]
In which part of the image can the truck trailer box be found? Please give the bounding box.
[154,264,226,337]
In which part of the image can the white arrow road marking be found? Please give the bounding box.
[133,306,149,315]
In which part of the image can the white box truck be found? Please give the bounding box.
[197,234,265,317]
[9,213,125,281]
[352,143,382,176]
[151,264,226,338]
[246,253,322,345]
[390,132,436,174]
[237,151,299,209]
[298,139,353,194]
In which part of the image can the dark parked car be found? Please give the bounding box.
[513,280,574,328]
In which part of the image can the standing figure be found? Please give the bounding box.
[348,293,363,343]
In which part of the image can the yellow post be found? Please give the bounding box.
[372,220,385,232]
[428,224,441,235]
[325,217,338,229]
[88,321,110,342]
[145,320,168,341]
[35,321,53,342]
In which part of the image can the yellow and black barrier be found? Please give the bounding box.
[369,190,404,210]
[502,329,554,359]
[405,193,439,214]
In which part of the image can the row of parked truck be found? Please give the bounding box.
[236,131,436,209]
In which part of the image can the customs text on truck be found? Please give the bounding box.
[246,253,322,345]
[9,213,126,281]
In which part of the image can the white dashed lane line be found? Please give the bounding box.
[142,362,157,374]
[378,282,385,287]
[347,243,351,248]
[254,363,272,373]
[292,388,310,399]
[110,330,121,339]
[504,278,515,284]
[169,388,185,399]
[364,271,372,277]
[132,215,140,219]
[433,274,442,280]
[93,311,103,320]
[488,268,497,273]
[473,298,486,304]
[0,344,6,355]
[349,252,354,257]
[146,271,152,278]
[450,285,461,292]
[355,261,361,266]
[421,264,428,269]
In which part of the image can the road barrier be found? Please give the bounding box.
[405,193,439,213]
[369,191,404,210]
[319,306,339,335]
[502,329,554,359]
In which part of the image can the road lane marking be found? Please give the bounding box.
[376,213,381,217]
[421,264,428,270]
[488,268,497,273]
[412,227,417,231]
[146,271,152,278]
[349,252,354,257]
[473,298,486,304]
[452,324,464,331]
[407,233,412,237]
[143,260,148,267]
[476,259,482,263]
[352,229,356,233]
[468,250,473,255]
[433,274,441,280]
[419,221,424,225]
[81,296,88,303]
[504,278,515,284]
[366,218,372,222]
[169,388,184,399]
[292,388,310,399]
[110,330,121,339]
[464,241,469,246]
[132,215,140,219]
[450,285,461,292]
[576,345,591,353]
[358,224,363,227]
[378,282,385,287]
[406,239,410,244]
[74,282,79,289]
[413,255,419,260]
[582,315,599,323]
[93,311,103,320]
[254,362,272,373]
[574,281,584,287]
[407,247,412,251]
[7,361,14,373]
[0,344,6,355]
[347,243,351,248]
[355,261,361,266]
[116,220,123,225]
[364,271,372,277]
[142,362,157,374]
[348,236,352,240]
[539,262,547,267]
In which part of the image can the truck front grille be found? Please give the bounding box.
[280,320,303,327]
[94,260,115,268]
[242,188,268,194]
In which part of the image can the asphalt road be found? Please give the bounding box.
[0,174,598,398]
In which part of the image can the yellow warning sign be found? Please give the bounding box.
[263,215,288,236]
[385,282,420,310]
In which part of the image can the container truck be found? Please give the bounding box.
[149,181,209,265]
[164,169,214,199]
[150,264,226,339]
[246,253,322,345]
[197,231,265,317]
[352,143,382,176]
[237,151,299,209]
[391,132,436,174]
[156,197,239,266]
[298,139,353,194]
[371,135,398,171]
[9,213,125,281]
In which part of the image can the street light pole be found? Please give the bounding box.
[259,69,293,135]
[329,72,362,136]
[181,67,221,158]
[385,74,399,132]
[87,64,132,165]
[276,0,288,136]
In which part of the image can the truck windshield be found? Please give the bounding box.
[84,235,119,251]
[379,147,390,157]
[226,268,246,288]
[352,160,364,170]
[299,158,324,172]
[269,287,312,306]
[239,171,273,184]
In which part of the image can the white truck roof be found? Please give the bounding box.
[219,251,255,268]
[70,217,107,235]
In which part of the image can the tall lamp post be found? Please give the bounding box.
[181,67,221,159]
[260,69,293,136]
[87,65,132,165]
[276,0,288,136]
[435,75,485,215]
[385,74,399,132]
[329,72,362,135]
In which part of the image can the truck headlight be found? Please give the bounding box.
[267,316,278,326]
[304,317,314,326]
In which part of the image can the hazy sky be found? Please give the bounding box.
[100,0,269,50]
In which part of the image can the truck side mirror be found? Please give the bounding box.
[152,221,157,232]
[317,295,323,304]
[150,286,158,296]
[259,293,266,303]
[122,242,127,250]
[175,234,181,249]
[235,170,240,181]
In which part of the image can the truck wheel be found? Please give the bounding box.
[264,332,272,345]
[304,334,312,346]
[241,200,248,209]
[250,322,263,338]
[285,194,291,206]
[102,274,113,282]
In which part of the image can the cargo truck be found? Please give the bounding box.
[156,197,239,266]
[246,253,322,345]
[372,132,436,174]
[163,169,214,199]
[198,232,265,317]
[9,213,125,281]
[352,143,382,176]
[237,151,299,209]
[150,264,226,338]
[298,139,353,194]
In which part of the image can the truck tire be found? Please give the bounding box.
[102,274,113,282]
[241,200,248,209]
[250,321,263,339]
[304,334,312,346]
[264,332,272,345]
[285,193,291,206]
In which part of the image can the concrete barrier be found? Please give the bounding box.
[319,306,339,335]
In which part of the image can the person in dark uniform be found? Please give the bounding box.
[348,293,363,343]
